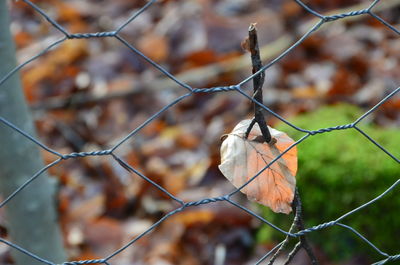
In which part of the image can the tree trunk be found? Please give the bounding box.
[0,1,66,264]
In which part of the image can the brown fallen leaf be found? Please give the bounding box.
[137,32,169,63]
[219,119,297,214]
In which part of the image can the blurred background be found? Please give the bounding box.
[1,0,400,264]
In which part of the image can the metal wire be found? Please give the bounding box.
[0,0,399,264]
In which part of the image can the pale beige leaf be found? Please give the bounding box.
[219,119,297,214]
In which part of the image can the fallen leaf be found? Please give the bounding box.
[219,119,297,214]
[14,31,33,48]
[137,33,169,63]
[171,209,215,227]
[84,217,123,256]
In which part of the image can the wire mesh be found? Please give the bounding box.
[0,0,399,264]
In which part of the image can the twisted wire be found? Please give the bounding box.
[192,85,239,93]
[63,260,106,265]
[381,254,400,264]
[294,221,337,237]
[323,9,369,22]
[61,150,112,160]
[184,196,228,207]
[309,124,354,135]
[67,32,116,39]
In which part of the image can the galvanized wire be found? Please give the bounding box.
[0,0,399,264]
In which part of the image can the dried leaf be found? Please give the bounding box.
[219,119,297,214]
[137,33,169,63]
[84,217,123,255]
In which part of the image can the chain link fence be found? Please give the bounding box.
[0,0,399,264]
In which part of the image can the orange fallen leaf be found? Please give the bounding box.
[219,119,297,214]
[170,209,215,227]
[14,31,33,48]
[137,33,169,63]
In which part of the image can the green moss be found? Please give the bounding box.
[257,104,400,261]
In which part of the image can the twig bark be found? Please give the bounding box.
[244,23,272,143]
[267,216,297,265]
[268,188,318,265]
[268,188,319,265]
[242,23,318,265]
[283,241,302,265]
[292,188,319,265]
[267,189,319,265]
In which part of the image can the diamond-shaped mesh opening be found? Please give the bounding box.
[10,1,65,48]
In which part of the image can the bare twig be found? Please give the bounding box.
[266,217,297,265]
[267,191,318,265]
[292,188,319,265]
[244,23,272,143]
[283,241,302,265]
[243,24,318,265]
